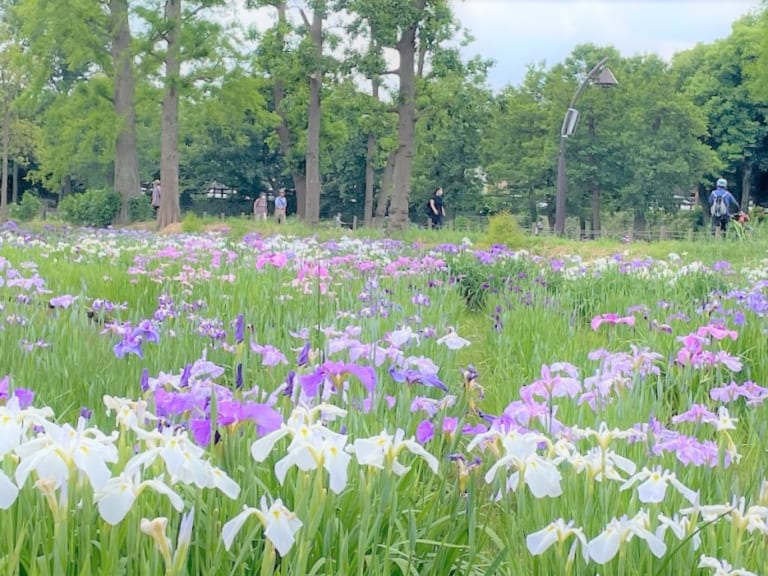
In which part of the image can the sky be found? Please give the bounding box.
[453,0,762,88]
[227,0,762,90]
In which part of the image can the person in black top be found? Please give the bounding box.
[427,187,446,229]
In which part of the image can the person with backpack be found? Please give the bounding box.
[708,178,739,236]
[426,187,446,229]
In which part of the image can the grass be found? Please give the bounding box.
[0,220,767,575]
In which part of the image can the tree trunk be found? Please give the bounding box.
[741,159,752,212]
[364,77,380,227]
[364,133,376,227]
[11,158,18,204]
[590,183,600,239]
[59,176,72,204]
[375,149,396,221]
[273,1,304,220]
[389,17,422,231]
[633,210,646,236]
[157,0,182,230]
[110,0,140,225]
[304,9,323,226]
[0,96,9,219]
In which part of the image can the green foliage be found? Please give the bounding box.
[128,195,155,223]
[3,0,768,233]
[482,212,526,248]
[447,248,536,312]
[186,196,254,219]
[181,212,204,233]
[59,189,120,228]
[9,191,41,221]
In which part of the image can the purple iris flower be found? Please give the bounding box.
[80,406,93,420]
[114,334,144,359]
[49,294,76,309]
[416,420,435,444]
[180,364,192,388]
[132,319,160,344]
[190,418,213,447]
[442,417,459,435]
[389,366,448,392]
[234,314,245,344]
[284,371,296,397]
[299,361,376,397]
[13,388,35,409]
[462,423,488,436]
[235,363,243,389]
[235,402,283,435]
[297,341,311,367]
[0,375,9,401]
[250,343,288,366]
[140,368,150,392]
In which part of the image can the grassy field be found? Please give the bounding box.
[0,218,767,575]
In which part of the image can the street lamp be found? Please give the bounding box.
[554,57,618,236]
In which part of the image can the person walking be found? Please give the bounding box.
[274,188,288,224]
[708,178,739,236]
[253,192,268,222]
[426,187,446,229]
[151,179,161,216]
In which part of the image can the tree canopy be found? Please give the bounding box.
[0,1,765,232]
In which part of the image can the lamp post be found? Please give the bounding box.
[554,57,618,236]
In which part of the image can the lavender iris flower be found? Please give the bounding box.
[389,366,448,392]
[49,294,76,309]
[114,334,144,359]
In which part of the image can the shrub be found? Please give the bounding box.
[482,211,527,248]
[9,192,42,222]
[181,212,204,233]
[128,195,155,222]
[187,196,253,218]
[448,252,536,312]
[60,189,121,228]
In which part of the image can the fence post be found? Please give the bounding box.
[352,215,358,230]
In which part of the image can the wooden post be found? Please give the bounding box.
[352,215,358,230]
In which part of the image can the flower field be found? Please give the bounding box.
[1,223,767,576]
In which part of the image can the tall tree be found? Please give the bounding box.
[348,0,456,230]
[618,54,717,233]
[13,0,140,220]
[0,29,26,218]
[298,1,326,225]
[672,15,768,210]
[149,0,228,229]
[110,0,140,223]
[411,51,493,219]
[157,0,182,229]
[482,65,555,225]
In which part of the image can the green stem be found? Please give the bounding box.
[260,541,276,576]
